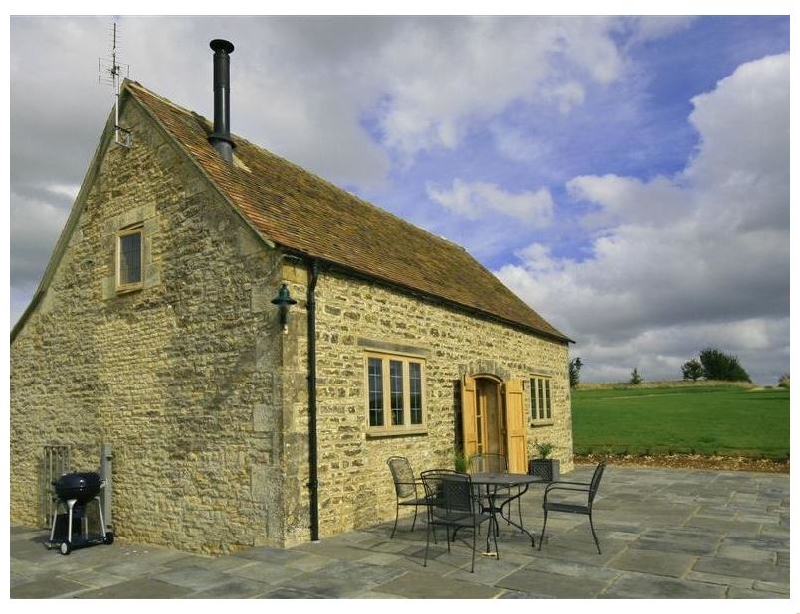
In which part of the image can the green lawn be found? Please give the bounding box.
[571,384,789,460]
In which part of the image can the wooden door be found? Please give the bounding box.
[461,375,478,458]
[503,380,528,473]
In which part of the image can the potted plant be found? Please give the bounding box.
[453,448,469,473]
[528,441,560,482]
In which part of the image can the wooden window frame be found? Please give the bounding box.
[530,375,553,425]
[365,351,427,436]
[116,225,143,293]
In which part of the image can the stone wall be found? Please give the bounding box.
[10,97,288,554]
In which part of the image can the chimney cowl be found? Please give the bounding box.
[209,39,235,163]
[210,38,234,55]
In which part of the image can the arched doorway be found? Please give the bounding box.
[460,375,527,472]
[475,376,504,456]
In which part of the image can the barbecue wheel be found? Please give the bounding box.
[60,541,71,555]
[103,532,114,545]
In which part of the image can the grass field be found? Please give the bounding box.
[571,383,790,460]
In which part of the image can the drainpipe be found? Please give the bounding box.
[307,259,320,542]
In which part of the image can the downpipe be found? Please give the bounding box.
[307,259,320,542]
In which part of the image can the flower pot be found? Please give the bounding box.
[528,458,560,482]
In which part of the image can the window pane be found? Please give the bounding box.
[538,379,547,420]
[390,360,404,425]
[409,362,422,424]
[544,380,551,419]
[119,232,142,285]
[368,358,384,426]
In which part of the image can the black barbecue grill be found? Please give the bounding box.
[47,471,113,555]
[54,472,103,503]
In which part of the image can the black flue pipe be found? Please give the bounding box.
[209,39,235,162]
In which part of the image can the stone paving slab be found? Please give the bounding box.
[602,571,727,598]
[633,526,722,556]
[375,570,502,598]
[10,465,790,599]
[693,554,790,584]
[606,547,696,578]
[497,566,617,598]
[190,576,274,598]
[76,577,195,599]
[11,575,94,598]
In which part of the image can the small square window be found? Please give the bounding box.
[117,228,143,291]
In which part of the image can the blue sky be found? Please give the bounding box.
[373,16,788,266]
[8,10,792,384]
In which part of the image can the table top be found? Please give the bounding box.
[468,472,544,487]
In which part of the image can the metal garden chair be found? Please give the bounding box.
[386,456,429,538]
[538,461,606,554]
[469,452,522,529]
[469,452,507,474]
[421,471,495,573]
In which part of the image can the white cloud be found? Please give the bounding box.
[497,52,789,384]
[373,16,630,160]
[688,54,789,184]
[542,81,586,114]
[47,184,82,200]
[617,15,695,45]
[427,179,554,227]
[490,124,553,166]
[686,53,790,233]
[567,174,691,228]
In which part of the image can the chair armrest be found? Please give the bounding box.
[545,483,590,493]
[543,482,591,502]
[544,480,590,491]
[549,479,590,486]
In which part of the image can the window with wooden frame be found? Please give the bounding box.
[365,352,426,435]
[116,225,143,292]
[530,376,553,424]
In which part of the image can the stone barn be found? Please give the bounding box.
[10,40,574,554]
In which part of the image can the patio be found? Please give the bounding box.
[10,464,789,599]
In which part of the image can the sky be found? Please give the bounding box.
[7,7,793,385]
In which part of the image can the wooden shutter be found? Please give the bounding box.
[461,375,478,458]
[504,380,528,473]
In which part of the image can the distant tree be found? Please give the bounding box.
[778,373,790,388]
[698,348,751,382]
[681,359,704,382]
[630,367,642,385]
[569,357,583,388]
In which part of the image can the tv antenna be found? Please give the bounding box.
[99,21,132,147]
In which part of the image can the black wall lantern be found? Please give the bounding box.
[271,283,297,332]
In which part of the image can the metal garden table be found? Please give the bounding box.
[469,472,543,556]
